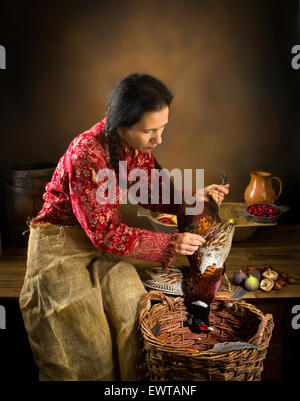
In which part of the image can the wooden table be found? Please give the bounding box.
[1,224,300,381]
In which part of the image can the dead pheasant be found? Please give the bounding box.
[178,208,235,333]
[143,172,235,333]
[143,202,235,332]
[178,172,235,332]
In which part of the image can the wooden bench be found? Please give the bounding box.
[1,224,300,381]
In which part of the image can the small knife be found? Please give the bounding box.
[211,171,229,222]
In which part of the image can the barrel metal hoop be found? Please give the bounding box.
[4,182,44,195]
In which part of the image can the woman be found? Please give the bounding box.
[19,73,229,381]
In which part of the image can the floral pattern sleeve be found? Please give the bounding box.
[68,143,177,269]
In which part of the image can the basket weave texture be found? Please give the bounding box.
[139,291,274,381]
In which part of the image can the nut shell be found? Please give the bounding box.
[262,268,279,281]
[273,281,283,291]
[260,278,274,292]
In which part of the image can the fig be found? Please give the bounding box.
[260,278,274,292]
[158,217,173,224]
[250,270,261,282]
[244,275,259,291]
[246,267,254,275]
[233,271,248,286]
[157,214,176,225]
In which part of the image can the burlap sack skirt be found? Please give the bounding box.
[19,223,147,381]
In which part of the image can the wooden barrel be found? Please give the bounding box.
[5,162,56,247]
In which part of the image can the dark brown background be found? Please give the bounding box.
[0,0,299,249]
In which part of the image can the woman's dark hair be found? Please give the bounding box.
[105,73,173,178]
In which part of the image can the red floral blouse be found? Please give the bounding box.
[33,118,181,269]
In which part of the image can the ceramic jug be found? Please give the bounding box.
[244,171,282,205]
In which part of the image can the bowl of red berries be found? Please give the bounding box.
[246,203,282,223]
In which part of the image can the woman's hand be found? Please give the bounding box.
[171,232,206,256]
[204,184,230,206]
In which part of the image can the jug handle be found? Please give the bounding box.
[271,177,282,201]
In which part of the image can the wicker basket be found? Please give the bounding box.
[139,291,274,381]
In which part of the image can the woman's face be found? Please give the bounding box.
[117,105,169,153]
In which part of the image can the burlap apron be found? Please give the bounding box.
[19,222,147,381]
